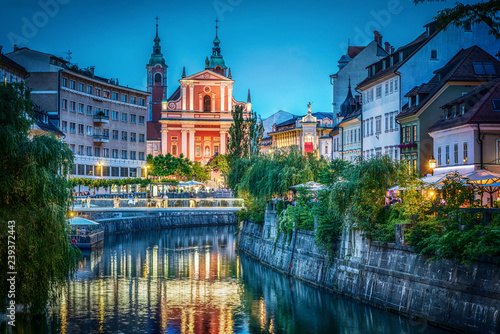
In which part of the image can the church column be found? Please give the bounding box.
[228,85,233,110]
[198,94,203,111]
[189,130,195,161]
[181,84,187,111]
[161,129,168,155]
[220,130,226,154]
[189,84,194,111]
[220,84,225,111]
[181,130,188,156]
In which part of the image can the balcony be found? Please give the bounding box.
[93,134,109,143]
[93,113,109,124]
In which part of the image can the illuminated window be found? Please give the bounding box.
[196,145,201,157]
[172,145,177,156]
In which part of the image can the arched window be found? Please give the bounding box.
[203,95,211,112]
[172,144,177,156]
[154,73,162,85]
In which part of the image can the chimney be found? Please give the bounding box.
[88,66,95,77]
[391,46,395,54]
[384,42,390,53]
[374,31,379,43]
[0,45,2,55]
[378,33,383,45]
[13,44,18,52]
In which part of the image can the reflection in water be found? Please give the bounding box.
[4,226,450,334]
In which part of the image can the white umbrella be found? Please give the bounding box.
[461,170,500,207]
[290,181,325,191]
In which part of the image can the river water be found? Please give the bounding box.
[5,226,451,334]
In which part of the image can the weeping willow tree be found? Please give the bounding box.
[0,82,80,315]
[327,156,399,239]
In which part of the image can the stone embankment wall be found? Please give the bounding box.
[83,211,237,234]
[237,208,500,334]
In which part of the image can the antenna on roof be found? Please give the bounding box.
[64,50,72,62]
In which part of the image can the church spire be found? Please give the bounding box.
[148,16,166,66]
[247,89,252,104]
[182,66,186,78]
[207,19,226,75]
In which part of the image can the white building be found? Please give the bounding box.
[357,21,500,160]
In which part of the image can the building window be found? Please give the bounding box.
[78,145,84,155]
[121,150,127,159]
[77,103,84,114]
[172,145,177,156]
[120,167,128,177]
[95,88,101,97]
[130,151,136,160]
[112,130,118,139]
[214,145,219,155]
[139,98,145,106]
[103,148,109,158]
[70,122,76,133]
[61,77,67,87]
[86,146,92,156]
[413,125,417,142]
[196,145,201,157]
[78,124,84,135]
[446,145,450,165]
[61,99,67,110]
[437,146,442,166]
[112,111,119,120]
[78,83,84,92]
[112,92,118,100]
[121,112,127,122]
[473,62,496,75]
[130,114,137,123]
[77,164,85,175]
[154,73,162,84]
[139,116,145,124]
[394,79,398,92]
[463,142,468,164]
[112,149,118,158]
[121,94,127,103]
[390,80,394,94]
[86,126,93,136]
[87,85,92,95]
[464,22,472,31]
[62,121,67,132]
[122,131,127,141]
[130,132,136,142]
[370,118,374,135]
[385,82,389,96]
[70,80,75,90]
[375,117,382,134]
[139,152,145,160]
[94,147,100,157]
[430,49,438,60]
[110,167,118,177]
[103,90,110,99]
[454,143,459,165]
[139,134,145,142]
[102,166,110,177]
[130,97,136,104]
[376,85,382,99]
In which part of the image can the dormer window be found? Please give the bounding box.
[452,106,457,117]
[464,22,472,32]
[473,62,496,75]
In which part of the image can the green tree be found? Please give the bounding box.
[227,105,248,162]
[0,82,80,314]
[191,161,211,183]
[415,0,500,39]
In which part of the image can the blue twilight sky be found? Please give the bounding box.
[0,0,480,118]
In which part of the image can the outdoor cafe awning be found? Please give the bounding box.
[179,180,205,187]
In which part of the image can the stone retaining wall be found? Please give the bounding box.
[237,209,500,334]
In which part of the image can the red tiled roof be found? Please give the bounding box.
[397,46,500,119]
[427,79,500,132]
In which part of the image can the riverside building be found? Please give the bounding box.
[7,47,150,183]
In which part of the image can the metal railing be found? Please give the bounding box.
[73,198,244,209]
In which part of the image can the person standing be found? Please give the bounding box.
[163,193,168,208]
[86,195,91,208]
[114,195,119,208]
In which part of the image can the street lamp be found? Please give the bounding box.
[429,156,436,176]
